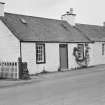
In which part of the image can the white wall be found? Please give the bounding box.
[22,42,89,74]
[88,42,105,66]
[61,14,76,26]
[0,20,20,61]
[45,43,60,72]
[21,43,60,74]
[23,42,105,74]
[68,43,81,69]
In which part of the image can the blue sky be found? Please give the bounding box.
[1,0,105,25]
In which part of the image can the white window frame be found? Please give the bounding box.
[102,43,105,55]
[36,43,45,64]
[77,44,84,60]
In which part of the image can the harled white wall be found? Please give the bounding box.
[0,20,20,61]
[61,14,76,26]
[88,42,105,66]
[68,43,79,69]
[45,43,60,72]
[22,42,105,74]
[21,43,60,74]
[21,42,87,74]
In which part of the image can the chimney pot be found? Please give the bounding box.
[0,2,5,17]
[70,8,73,14]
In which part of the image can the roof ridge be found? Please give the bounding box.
[1,12,91,42]
[76,23,102,27]
[4,12,62,22]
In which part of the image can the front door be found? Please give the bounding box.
[59,44,68,70]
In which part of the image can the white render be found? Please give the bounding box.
[21,43,60,74]
[68,43,79,69]
[45,43,60,72]
[61,14,76,26]
[21,42,84,74]
[88,42,105,66]
[0,20,20,61]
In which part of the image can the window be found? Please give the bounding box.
[20,18,27,24]
[77,44,84,60]
[36,43,45,64]
[102,43,105,55]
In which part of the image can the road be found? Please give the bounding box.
[0,69,105,105]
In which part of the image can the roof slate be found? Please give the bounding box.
[0,13,90,43]
[76,24,105,41]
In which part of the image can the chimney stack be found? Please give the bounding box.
[61,8,76,26]
[0,2,5,17]
[103,22,105,27]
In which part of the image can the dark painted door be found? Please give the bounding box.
[59,44,68,69]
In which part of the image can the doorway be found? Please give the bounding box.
[59,44,68,70]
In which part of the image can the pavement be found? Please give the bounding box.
[0,64,105,88]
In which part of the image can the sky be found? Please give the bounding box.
[1,0,105,25]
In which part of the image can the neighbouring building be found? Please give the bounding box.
[76,24,105,66]
[0,2,105,74]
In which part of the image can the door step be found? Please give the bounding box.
[60,69,70,72]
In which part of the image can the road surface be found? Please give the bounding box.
[0,68,105,105]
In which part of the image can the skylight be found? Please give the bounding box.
[20,18,27,24]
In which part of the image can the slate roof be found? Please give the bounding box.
[76,24,105,42]
[0,13,90,43]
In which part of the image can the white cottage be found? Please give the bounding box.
[0,2,105,75]
[76,24,105,66]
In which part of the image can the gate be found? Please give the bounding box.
[0,61,19,79]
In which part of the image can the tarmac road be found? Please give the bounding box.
[0,66,105,105]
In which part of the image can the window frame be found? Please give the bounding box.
[36,43,46,64]
[102,43,105,56]
[77,44,84,61]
